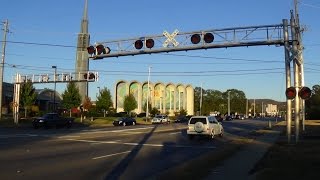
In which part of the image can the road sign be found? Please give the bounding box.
[163,29,179,47]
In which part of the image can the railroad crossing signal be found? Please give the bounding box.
[86,24,285,59]
[285,87,296,99]
[298,87,312,100]
[285,86,312,100]
[191,32,214,44]
[163,29,179,47]
[87,44,110,59]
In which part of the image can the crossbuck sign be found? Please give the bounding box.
[163,29,179,47]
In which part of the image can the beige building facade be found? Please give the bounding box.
[114,80,194,116]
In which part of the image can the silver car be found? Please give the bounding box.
[187,116,224,139]
[151,115,169,124]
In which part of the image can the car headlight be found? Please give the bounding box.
[39,120,44,122]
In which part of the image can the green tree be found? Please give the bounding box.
[179,109,187,116]
[20,80,37,117]
[194,87,204,114]
[306,84,320,119]
[142,100,152,112]
[123,94,137,115]
[82,96,92,112]
[62,82,81,116]
[96,87,113,116]
[150,107,159,117]
[223,89,246,114]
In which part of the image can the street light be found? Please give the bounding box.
[146,66,151,122]
[97,86,101,99]
[52,66,57,112]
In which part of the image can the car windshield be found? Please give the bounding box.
[189,118,207,124]
[155,115,165,118]
[117,117,126,121]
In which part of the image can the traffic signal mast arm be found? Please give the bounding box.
[13,71,99,84]
[88,24,288,59]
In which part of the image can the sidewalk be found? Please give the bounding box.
[204,124,284,180]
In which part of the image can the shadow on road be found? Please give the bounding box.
[104,125,158,180]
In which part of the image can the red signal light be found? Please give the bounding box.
[89,73,95,79]
[87,46,95,55]
[191,34,201,44]
[146,39,154,49]
[299,86,312,100]
[285,87,296,100]
[83,73,95,80]
[204,33,214,43]
[134,40,143,49]
[96,44,105,55]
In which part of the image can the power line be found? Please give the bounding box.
[2,40,76,48]
[300,2,320,9]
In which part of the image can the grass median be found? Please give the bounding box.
[251,120,320,180]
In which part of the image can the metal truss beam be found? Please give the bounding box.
[91,23,288,59]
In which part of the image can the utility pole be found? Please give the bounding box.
[52,66,57,112]
[246,99,248,118]
[227,91,230,116]
[200,82,203,116]
[0,20,9,120]
[262,102,264,117]
[253,99,256,117]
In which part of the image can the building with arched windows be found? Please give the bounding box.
[114,80,194,116]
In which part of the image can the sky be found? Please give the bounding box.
[0,0,319,102]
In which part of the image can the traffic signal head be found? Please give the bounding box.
[146,39,154,49]
[299,86,312,100]
[83,72,95,80]
[134,40,143,49]
[285,87,296,100]
[204,33,214,43]
[87,45,110,56]
[96,44,106,55]
[191,33,214,44]
[191,34,201,44]
[87,46,95,55]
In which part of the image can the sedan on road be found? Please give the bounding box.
[32,113,74,129]
[113,117,136,126]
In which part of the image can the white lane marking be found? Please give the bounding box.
[66,139,216,149]
[92,151,131,160]
[58,135,81,138]
[169,132,181,135]
[79,127,154,134]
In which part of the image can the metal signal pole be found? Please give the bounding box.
[146,66,151,122]
[294,0,306,131]
[283,18,292,143]
[0,20,9,120]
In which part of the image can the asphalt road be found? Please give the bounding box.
[0,118,275,180]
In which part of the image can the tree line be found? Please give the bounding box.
[16,81,320,119]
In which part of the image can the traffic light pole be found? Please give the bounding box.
[0,20,9,120]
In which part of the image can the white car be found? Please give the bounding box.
[151,115,169,124]
[187,116,224,139]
